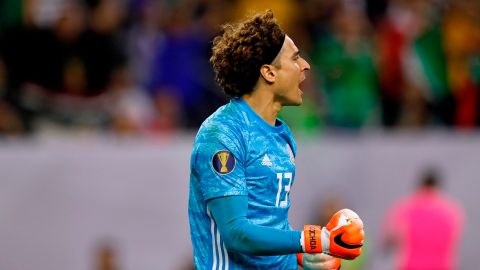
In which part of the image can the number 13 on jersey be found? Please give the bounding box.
[276,172,292,207]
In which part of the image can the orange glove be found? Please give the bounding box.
[297,253,342,270]
[302,209,364,260]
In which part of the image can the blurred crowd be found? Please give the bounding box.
[0,0,479,136]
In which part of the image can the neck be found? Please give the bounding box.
[242,90,282,126]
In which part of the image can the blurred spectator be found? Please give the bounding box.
[146,91,182,134]
[231,0,300,36]
[299,0,339,54]
[0,100,24,135]
[105,68,156,135]
[381,167,464,270]
[0,0,53,133]
[125,0,167,88]
[375,0,414,128]
[442,0,480,128]
[147,1,227,129]
[0,57,23,135]
[311,1,379,130]
[1,0,480,135]
[377,0,455,129]
[0,0,131,132]
[0,0,23,32]
[404,1,454,127]
[365,0,389,27]
[31,1,88,94]
[81,0,127,96]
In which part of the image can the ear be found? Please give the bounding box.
[259,64,276,84]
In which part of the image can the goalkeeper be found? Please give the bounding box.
[188,10,364,270]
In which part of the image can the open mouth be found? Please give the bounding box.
[298,76,306,90]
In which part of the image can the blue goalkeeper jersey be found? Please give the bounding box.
[188,97,298,270]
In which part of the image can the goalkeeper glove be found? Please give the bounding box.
[301,209,364,260]
[297,253,342,270]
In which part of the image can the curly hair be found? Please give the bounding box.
[210,10,286,97]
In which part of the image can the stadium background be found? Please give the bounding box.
[0,0,479,269]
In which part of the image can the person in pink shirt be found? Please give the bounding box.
[381,168,464,270]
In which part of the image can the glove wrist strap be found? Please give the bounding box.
[302,225,322,253]
[321,226,330,253]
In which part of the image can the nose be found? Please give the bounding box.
[301,57,310,71]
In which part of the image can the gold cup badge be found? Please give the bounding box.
[213,150,235,174]
[217,151,230,173]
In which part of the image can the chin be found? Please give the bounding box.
[293,93,303,105]
[280,90,303,106]
[285,98,303,106]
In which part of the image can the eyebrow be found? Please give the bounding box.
[292,51,300,58]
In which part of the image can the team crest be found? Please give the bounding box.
[212,150,236,175]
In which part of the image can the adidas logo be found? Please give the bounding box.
[261,154,272,166]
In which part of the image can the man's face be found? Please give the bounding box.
[272,35,310,106]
